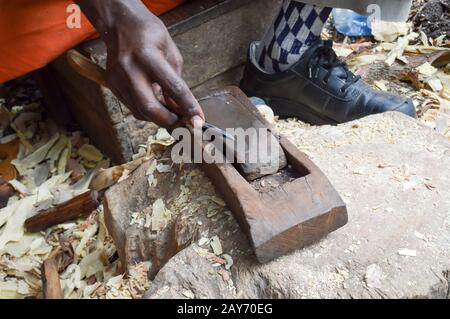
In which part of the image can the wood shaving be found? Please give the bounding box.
[222,254,234,270]
[77,144,103,163]
[198,237,210,246]
[414,231,425,240]
[371,20,411,42]
[182,289,195,299]
[417,62,438,76]
[398,249,417,257]
[11,134,59,176]
[151,198,172,232]
[0,95,123,299]
[385,32,419,66]
[210,236,223,256]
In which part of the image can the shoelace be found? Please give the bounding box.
[308,40,361,94]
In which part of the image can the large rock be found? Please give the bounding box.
[107,112,450,299]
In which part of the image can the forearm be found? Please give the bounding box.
[74,0,153,39]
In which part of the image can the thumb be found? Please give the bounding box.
[190,115,205,129]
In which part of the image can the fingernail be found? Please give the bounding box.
[190,115,204,129]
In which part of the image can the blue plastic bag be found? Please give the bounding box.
[333,9,372,37]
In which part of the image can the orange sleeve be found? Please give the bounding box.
[0,0,185,83]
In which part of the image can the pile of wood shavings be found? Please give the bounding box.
[0,79,151,299]
[325,18,450,139]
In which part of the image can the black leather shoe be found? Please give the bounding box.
[240,39,416,125]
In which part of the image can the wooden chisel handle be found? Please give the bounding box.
[25,191,100,232]
[0,139,20,209]
[41,258,64,299]
[66,49,109,87]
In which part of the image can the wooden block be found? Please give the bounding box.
[198,88,348,263]
[33,67,74,128]
[104,87,348,266]
[199,87,288,180]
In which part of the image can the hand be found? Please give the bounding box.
[75,0,205,128]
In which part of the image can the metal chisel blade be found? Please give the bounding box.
[202,122,235,141]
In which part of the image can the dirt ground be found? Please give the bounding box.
[411,0,450,41]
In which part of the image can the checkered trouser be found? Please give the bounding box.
[257,1,332,73]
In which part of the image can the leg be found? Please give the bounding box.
[257,1,331,73]
[240,1,416,124]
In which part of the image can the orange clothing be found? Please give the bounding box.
[0,0,184,83]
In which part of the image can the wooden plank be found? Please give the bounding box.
[161,0,253,36]
[51,56,128,164]
[77,0,253,65]
[25,191,100,232]
[33,67,75,128]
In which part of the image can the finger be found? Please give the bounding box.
[154,83,186,117]
[108,79,146,121]
[141,55,205,127]
[166,41,183,76]
[152,83,165,104]
[153,83,189,124]
[129,75,179,128]
[161,95,202,128]
[162,91,204,129]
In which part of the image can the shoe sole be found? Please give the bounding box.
[263,97,339,126]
